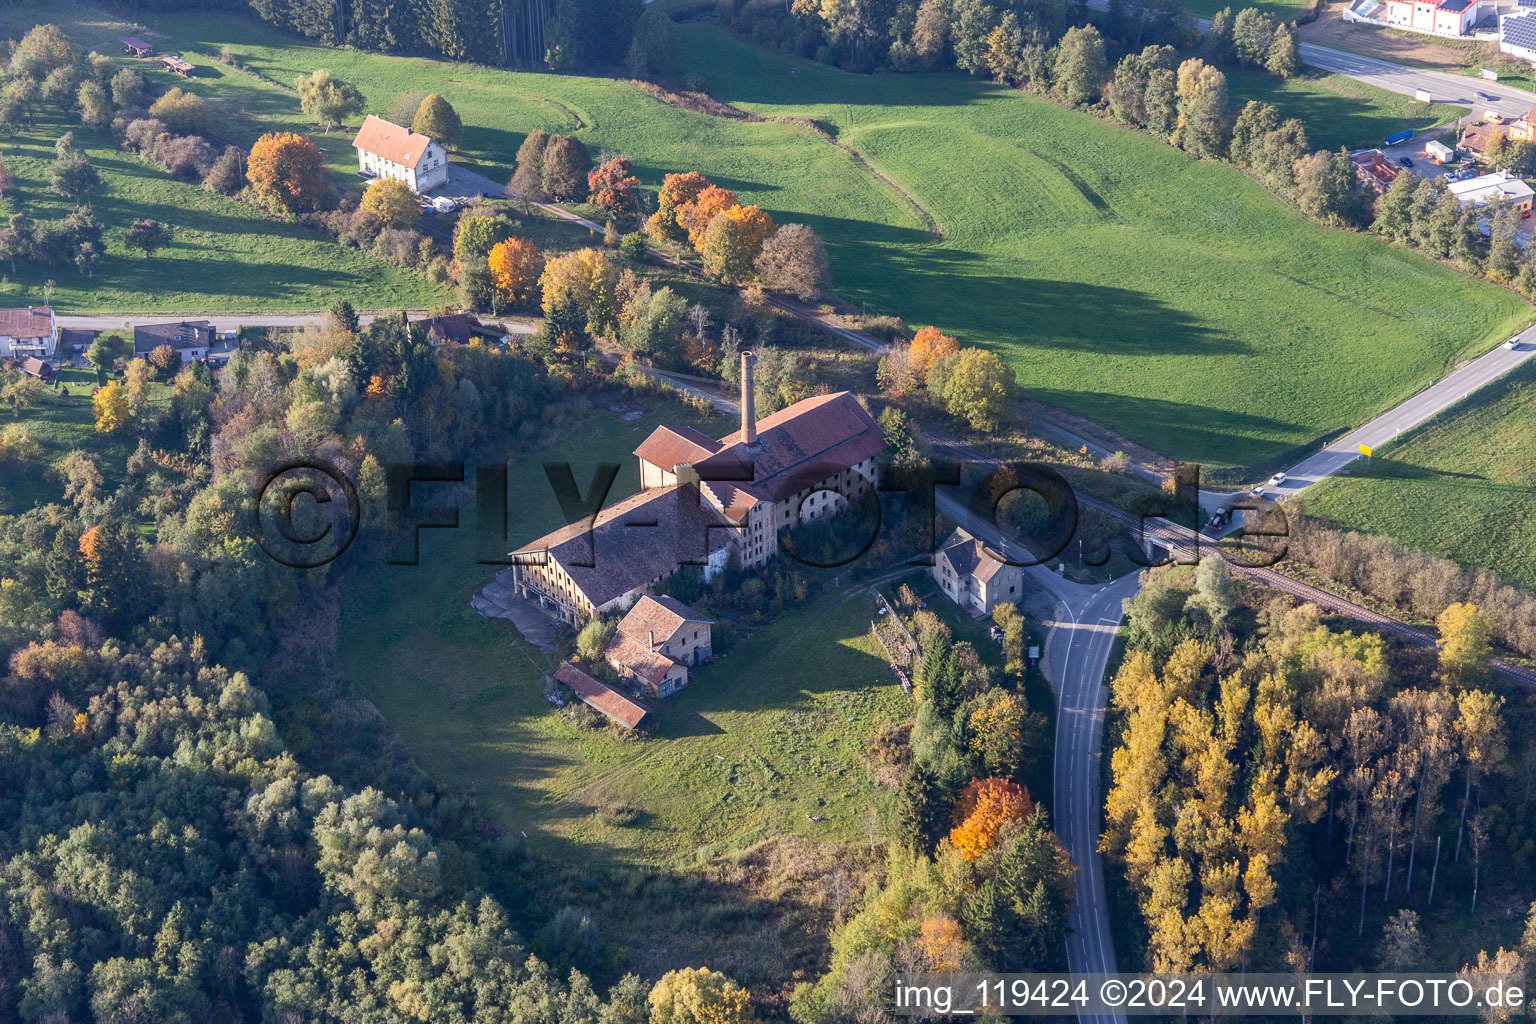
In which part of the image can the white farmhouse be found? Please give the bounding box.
[0,306,57,360]
[351,115,449,193]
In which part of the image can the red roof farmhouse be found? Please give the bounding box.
[352,115,449,193]
[508,353,884,625]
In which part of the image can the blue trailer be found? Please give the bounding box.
[1385,129,1415,146]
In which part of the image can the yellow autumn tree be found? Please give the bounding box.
[677,184,739,250]
[909,325,959,382]
[948,777,1033,859]
[487,236,545,308]
[648,966,757,1024]
[92,382,131,434]
[918,914,968,972]
[539,247,619,336]
[720,203,776,259]
[1438,602,1494,685]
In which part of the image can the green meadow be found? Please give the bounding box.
[14,4,1529,472]
[1303,360,1536,592]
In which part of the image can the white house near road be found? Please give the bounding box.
[0,306,57,360]
[351,115,448,193]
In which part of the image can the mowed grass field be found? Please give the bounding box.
[337,401,911,867]
[1302,360,1536,591]
[19,6,1528,472]
[1225,66,1462,152]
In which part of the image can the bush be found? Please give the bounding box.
[599,803,640,826]
[618,231,648,261]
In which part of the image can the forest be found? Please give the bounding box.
[1101,558,1536,977]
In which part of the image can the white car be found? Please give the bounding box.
[1508,336,1522,350]
[1269,472,1288,487]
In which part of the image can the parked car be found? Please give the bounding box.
[1400,156,1415,167]
[430,196,457,213]
[1269,472,1288,487]
[1249,486,1265,500]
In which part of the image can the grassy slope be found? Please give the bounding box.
[337,401,910,866]
[1302,360,1536,591]
[677,25,1529,471]
[29,7,1528,471]
[0,110,450,313]
[1225,66,1462,152]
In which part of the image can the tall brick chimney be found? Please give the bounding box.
[740,350,757,448]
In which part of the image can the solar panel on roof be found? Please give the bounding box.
[1505,11,1536,44]
[1440,0,1471,13]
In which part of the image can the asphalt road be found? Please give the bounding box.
[1083,0,1536,117]
[1236,331,1536,503]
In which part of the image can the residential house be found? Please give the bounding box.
[510,354,885,624]
[352,115,449,193]
[1448,169,1535,215]
[604,595,713,699]
[133,320,215,362]
[418,312,480,346]
[0,307,57,360]
[932,526,1025,615]
[554,662,652,730]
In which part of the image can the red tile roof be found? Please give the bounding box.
[695,391,884,505]
[512,484,735,609]
[604,633,677,686]
[555,662,651,729]
[633,425,723,474]
[0,307,53,339]
[353,115,433,169]
[617,594,711,646]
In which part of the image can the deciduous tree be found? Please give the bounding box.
[950,776,1033,859]
[753,222,829,300]
[247,132,326,215]
[360,178,419,227]
[488,236,545,308]
[92,381,131,433]
[587,155,641,216]
[411,93,463,148]
[296,69,364,131]
[124,219,172,257]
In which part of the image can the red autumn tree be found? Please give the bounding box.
[587,156,640,217]
[246,131,325,215]
[949,777,1033,860]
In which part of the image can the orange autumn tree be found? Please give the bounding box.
[909,326,959,383]
[677,184,739,250]
[487,237,545,308]
[246,131,325,215]
[647,171,712,240]
[721,204,777,258]
[949,777,1033,860]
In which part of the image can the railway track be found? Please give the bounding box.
[923,431,1536,689]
